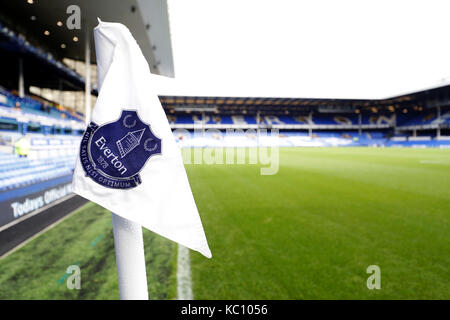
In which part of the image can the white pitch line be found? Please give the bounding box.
[177,244,193,300]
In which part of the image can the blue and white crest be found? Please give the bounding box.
[80,110,162,189]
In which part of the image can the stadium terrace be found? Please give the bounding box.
[158,85,450,148]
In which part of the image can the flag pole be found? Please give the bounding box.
[112,213,149,300]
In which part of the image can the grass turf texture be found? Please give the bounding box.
[0,202,176,299]
[186,147,450,299]
[0,147,448,299]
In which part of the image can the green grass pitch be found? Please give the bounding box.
[0,147,448,299]
[0,203,176,299]
[187,147,450,299]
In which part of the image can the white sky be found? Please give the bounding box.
[155,0,450,99]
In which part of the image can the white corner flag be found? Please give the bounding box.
[72,20,211,259]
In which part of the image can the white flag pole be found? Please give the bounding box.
[112,213,149,300]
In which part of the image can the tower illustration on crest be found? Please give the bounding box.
[116,128,146,158]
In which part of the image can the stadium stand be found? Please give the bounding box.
[0,86,85,134]
[160,87,450,149]
[0,18,85,229]
[0,1,176,258]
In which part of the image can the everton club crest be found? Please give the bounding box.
[80,110,162,189]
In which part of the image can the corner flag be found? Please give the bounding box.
[72,20,211,259]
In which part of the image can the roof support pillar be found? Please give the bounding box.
[437,105,441,139]
[58,79,63,107]
[85,27,91,124]
[257,110,261,145]
[358,112,362,136]
[202,111,205,137]
[18,57,24,98]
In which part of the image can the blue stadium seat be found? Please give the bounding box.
[0,151,76,192]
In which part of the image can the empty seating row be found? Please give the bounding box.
[167,114,396,126]
[0,166,73,192]
[0,150,76,192]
